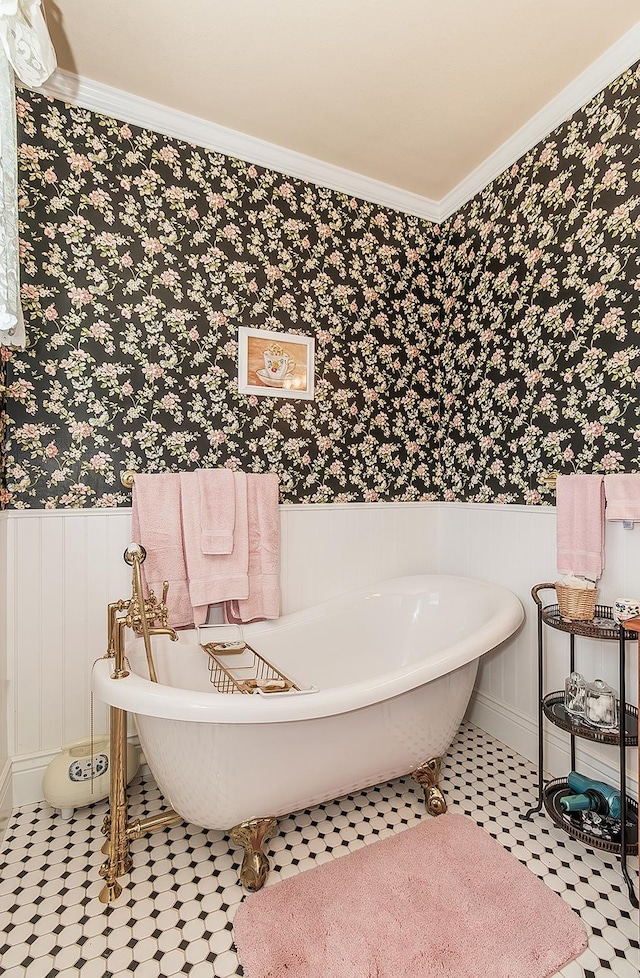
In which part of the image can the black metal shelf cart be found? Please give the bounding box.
[522,583,638,908]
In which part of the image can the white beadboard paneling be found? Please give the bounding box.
[7,510,133,765]
[1,501,637,805]
[3,517,16,759]
[62,517,92,744]
[0,516,8,766]
[393,504,438,577]
[437,503,558,725]
[39,517,65,750]
[279,502,439,615]
[14,517,43,755]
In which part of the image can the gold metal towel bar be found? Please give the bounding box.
[539,472,559,491]
[122,468,562,491]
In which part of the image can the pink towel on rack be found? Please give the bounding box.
[180,471,249,626]
[131,473,195,628]
[225,473,280,624]
[197,468,236,554]
[556,474,605,581]
[604,474,640,522]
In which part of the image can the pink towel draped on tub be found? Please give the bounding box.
[225,473,281,624]
[131,473,195,628]
[556,474,605,581]
[604,474,640,522]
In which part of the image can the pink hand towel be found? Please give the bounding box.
[225,473,280,624]
[180,471,249,626]
[556,474,605,581]
[604,474,640,522]
[197,468,236,554]
[131,473,195,628]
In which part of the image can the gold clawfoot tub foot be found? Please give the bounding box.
[229,817,277,891]
[411,757,447,815]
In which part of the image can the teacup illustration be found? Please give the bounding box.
[263,344,295,381]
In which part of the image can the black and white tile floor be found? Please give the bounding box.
[0,722,638,977]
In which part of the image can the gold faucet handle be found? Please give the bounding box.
[143,582,170,626]
[124,543,173,633]
[157,581,170,623]
[123,543,146,566]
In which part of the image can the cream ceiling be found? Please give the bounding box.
[43,1,640,204]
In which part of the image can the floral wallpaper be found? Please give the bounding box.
[2,60,639,509]
[4,92,439,508]
[434,61,640,504]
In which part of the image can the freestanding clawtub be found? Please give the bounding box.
[93,564,523,900]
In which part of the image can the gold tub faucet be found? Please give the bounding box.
[122,543,178,683]
[99,540,183,905]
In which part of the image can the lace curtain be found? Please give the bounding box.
[0,0,56,347]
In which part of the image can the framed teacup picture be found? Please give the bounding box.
[238,326,315,400]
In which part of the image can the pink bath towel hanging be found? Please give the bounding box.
[604,473,640,522]
[556,474,605,581]
[225,472,280,624]
[197,468,236,554]
[131,472,195,628]
[180,471,250,626]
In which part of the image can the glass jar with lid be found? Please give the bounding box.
[584,678,618,729]
[564,672,586,716]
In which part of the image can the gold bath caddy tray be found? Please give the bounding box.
[201,640,301,695]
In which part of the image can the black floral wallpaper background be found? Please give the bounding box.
[4,93,439,508]
[2,60,639,509]
[434,64,640,503]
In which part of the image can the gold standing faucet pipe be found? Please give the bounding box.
[98,543,181,905]
[123,544,173,683]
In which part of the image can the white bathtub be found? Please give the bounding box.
[92,575,523,829]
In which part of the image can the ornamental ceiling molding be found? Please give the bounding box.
[30,21,640,224]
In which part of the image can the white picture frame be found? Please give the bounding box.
[238,326,315,400]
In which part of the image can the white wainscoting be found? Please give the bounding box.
[0,501,637,813]
[0,502,440,807]
[438,502,639,797]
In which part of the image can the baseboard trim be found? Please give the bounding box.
[12,746,67,809]
[0,757,13,845]
[467,688,638,800]
[10,737,146,810]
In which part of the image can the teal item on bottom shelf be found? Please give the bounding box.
[564,771,622,819]
[560,792,607,815]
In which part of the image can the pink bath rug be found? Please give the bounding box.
[233,812,587,978]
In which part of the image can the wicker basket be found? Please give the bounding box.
[555,583,598,621]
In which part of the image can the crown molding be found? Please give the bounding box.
[30,21,640,226]
[29,69,442,223]
[438,21,640,221]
